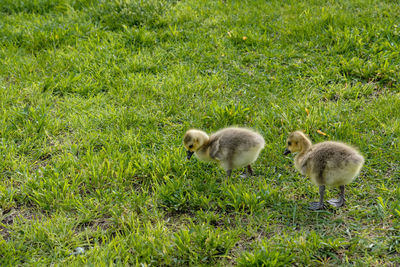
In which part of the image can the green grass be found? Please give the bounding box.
[0,0,399,265]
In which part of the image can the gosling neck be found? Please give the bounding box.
[195,138,213,161]
[295,138,312,162]
[197,137,210,152]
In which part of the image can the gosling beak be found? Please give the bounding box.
[283,148,291,155]
[186,150,194,160]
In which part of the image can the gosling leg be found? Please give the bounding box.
[247,165,254,176]
[240,165,254,178]
[327,185,345,207]
[226,169,232,178]
[309,185,326,210]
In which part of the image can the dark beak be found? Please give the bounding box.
[186,150,194,160]
[283,148,291,155]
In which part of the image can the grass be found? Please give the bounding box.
[0,0,399,265]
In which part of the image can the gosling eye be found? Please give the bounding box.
[189,145,193,149]
[287,141,291,146]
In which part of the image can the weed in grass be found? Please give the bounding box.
[203,101,253,129]
[237,241,295,266]
[173,223,238,265]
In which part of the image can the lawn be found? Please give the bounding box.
[0,0,399,265]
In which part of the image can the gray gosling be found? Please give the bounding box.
[284,131,364,210]
[183,127,265,178]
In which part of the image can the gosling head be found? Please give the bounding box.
[183,129,209,160]
[283,131,311,155]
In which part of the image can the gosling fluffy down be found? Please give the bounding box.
[183,127,265,177]
[284,131,364,210]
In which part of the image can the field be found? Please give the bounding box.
[0,0,399,265]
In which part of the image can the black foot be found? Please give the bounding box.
[308,202,325,210]
[327,198,345,208]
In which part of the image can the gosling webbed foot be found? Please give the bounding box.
[328,185,345,207]
[308,202,326,210]
[309,185,326,210]
[327,198,345,208]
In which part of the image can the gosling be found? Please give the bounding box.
[183,127,265,178]
[284,131,364,210]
